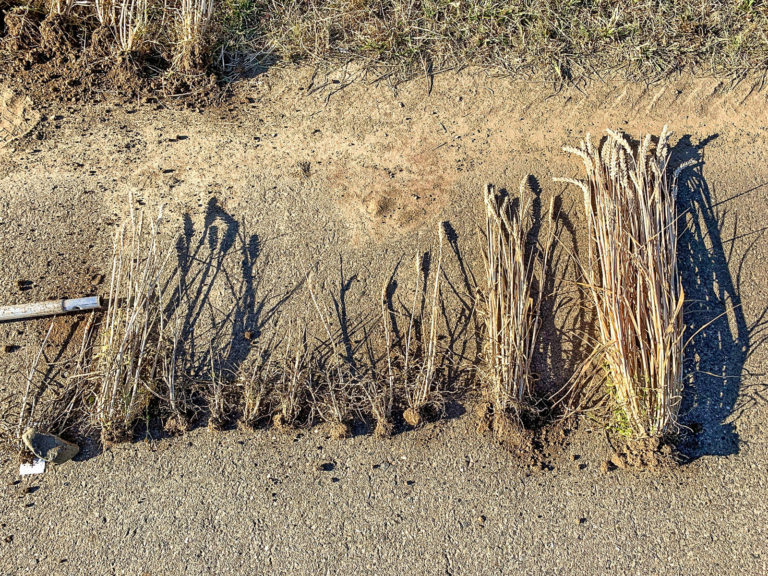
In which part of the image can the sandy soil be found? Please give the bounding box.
[0,68,767,574]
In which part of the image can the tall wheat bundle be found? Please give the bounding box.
[555,127,693,439]
[481,180,553,425]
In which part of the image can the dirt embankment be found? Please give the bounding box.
[0,9,220,110]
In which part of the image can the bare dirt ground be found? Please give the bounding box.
[1,68,767,574]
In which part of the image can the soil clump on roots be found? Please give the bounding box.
[474,401,569,469]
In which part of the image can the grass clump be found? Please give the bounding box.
[361,280,396,437]
[236,335,278,429]
[555,127,692,440]
[307,272,360,438]
[400,224,446,428]
[2,323,83,455]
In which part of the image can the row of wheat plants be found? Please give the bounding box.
[243,224,449,436]
[74,214,452,442]
[556,127,692,439]
[4,132,692,453]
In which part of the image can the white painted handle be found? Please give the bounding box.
[0,296,102,322]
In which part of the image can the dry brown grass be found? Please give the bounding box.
[261,0,768,81]
[0,196,464,451]
[236,335,278,429]
[307,272,359,437]
[270,320,312,429]
[362,279,395,436]
[6,0,768,89]
[555,127,692,439]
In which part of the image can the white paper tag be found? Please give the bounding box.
[19,457,46,476]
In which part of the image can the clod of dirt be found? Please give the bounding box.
[365,194,396,219]
[373,419,393,438]
[164,415,190,436]
[473,403,566,469]
[403,407,422,428]
[0,88,40,147]
[3,8,42,52]
[88,26,114,59]
[492,413,535,454]
[328,422,351,440]
[272,413,294,433]
[610,452,627,469]
[474,401,534,451]
[100,425,129,448]
[474,402,493,434]
[606,437,678,471]
[208,415,226,432]
[626,437,678,469]
[39,14,75,53]
[21,428,79,464]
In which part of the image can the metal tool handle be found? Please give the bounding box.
[0,296,102,322]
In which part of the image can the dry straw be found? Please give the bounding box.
[237,334,279,429]
[555,127,693,439]
[90,201,174,441]
[402,222,446,427]
[481,180,554,430]
[272,320,311,429]
[307,272,358,438]
[369,277,396,436]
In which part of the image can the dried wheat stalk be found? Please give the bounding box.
[481,180,554,422]
[273,320,311,429]
[92,202,173,441]
[555,127,693,439]
[307,273,357,437]
[402,222,446,425]
[174,0,215,69]
[14,323,54,452]
[237,335,279,428]
[372,279,395,434]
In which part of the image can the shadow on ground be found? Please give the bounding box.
[675,134,768,460]
[161,197,295,429]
